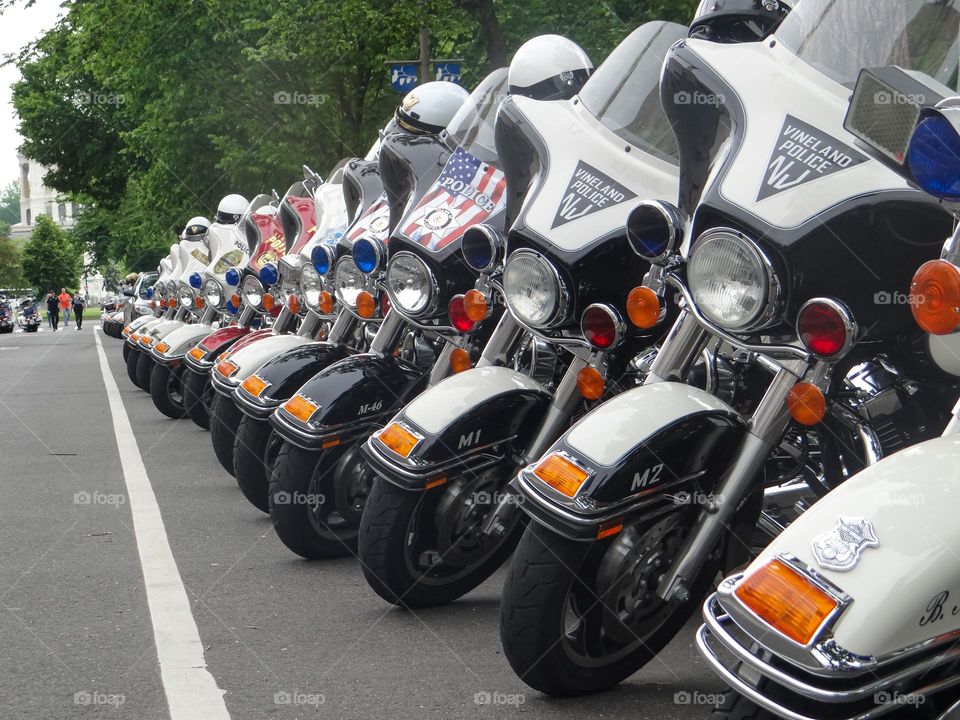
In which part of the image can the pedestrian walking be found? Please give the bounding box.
[58,288,72,327]
[45,291,59,331]
[72,293,86,330]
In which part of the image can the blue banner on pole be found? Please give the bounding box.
[433,62,462,84]
[389,64,419,92]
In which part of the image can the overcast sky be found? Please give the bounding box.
[1,0,64,187]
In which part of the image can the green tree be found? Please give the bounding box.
[0,236,22,287]
[0,180,20,238]
[20,215,81,293]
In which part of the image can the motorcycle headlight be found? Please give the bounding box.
[203,278,223,308]
[334,257,368,309]
[300,263,323,309]
[687,228,779,332]
[165,280,177,296]
[503,251,565,328]
[242,275,264,308]
[386,252,435,316]
[178,285,195,309]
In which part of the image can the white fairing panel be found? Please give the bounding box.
[177,236,210,282]
[688,38,911,228]
[566,382,736,466]
[205,223,250,284]
[404,366,544,435]
[929,333,960,377]
[750,434,960,657]
[160,323,215,355]
[223,333,312,382]
[510,96,678,252]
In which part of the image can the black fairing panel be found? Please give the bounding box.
[295,353,427,431]
[401,386,552,466]
[379,133,450,232]
[341,159,382,221]
[254,342,352,402]
[660,41,952,340]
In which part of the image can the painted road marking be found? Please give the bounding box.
[93,328,231,720]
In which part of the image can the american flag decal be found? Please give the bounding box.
[346,193,391,244]
[401,147,506,251]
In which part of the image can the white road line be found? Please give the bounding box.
[93,328,231,720]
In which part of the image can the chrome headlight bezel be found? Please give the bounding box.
[334,256,371,309]
[385,251,437,318]
[502,250,569,329]
[687,228,781,333]
[178,285,195,309]
[203,278,224,308]
[241,274,264,309]
[299,263,323,309]
[165,280,177,296]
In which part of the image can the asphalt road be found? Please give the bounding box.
[0,325,728,719]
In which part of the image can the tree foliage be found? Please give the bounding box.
[8,0,698,273]
[20,215,82,293]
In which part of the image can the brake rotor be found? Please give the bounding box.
[433,469,503,567]
[332,443,376,524]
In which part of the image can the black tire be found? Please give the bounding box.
[210,392,242,476]
[122,341,131,363]
[268,441,356,559]
[358,473,525,608]
[500,518,719,696]
[233,416,278,513]
[136,350,155,390]
[149,363,188,419]
[182,368,212,430]
[126,347,143,388]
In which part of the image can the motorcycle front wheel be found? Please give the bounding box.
[268,441,357,559]
[135,351,154,391]
[182,369,212,430]
[233,416,280,513]
[358,463,525,608]
[209,392,242,476]
[149,363,188,419]
[122,342,131,363]
[499,512,723,696]
[126,347,143,388]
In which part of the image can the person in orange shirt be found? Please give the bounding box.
[58,288,72,327]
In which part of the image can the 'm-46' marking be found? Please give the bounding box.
[357,400,383,416]
[631,463,664,492]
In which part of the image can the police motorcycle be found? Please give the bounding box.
[205,126,409,478]
[0,297,14,334]
[129,216,215,391]
[147,197,283,419]
[181,165,355,431]
[498,0,960,696]
[125,246,186,387]
[17,296,40,333]
[701,69,960,720]
[355,26,692,608]
[121,258,175,360]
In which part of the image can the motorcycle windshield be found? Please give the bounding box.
[578,21,687,164]
[445,68,508,163]
[776,0,960,89]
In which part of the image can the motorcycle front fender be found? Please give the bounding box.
[144,318,186,342]
[735,433,960,661]
[125,316,164,346]
[513,382,746,540]
[209,332,311,395]
[182,325,254,374]
[233,341,352,419]
[270,353,427,451]
[362,366,552,490]
[122,313,155,337]
[152,322,215,364]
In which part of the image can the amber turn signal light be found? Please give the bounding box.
[463,289,488,322]
[533,453,590,498]
[627,286,660,329]
[283,394,318,423]
[377,422,421,458]
[155,342,170,354]
[318,290,334,314]
[787,382,826,426]
[910,260,960,335]
[735,558,839,645]
[287,294,300,314]
[356,291,375,319]
[241,374,269,398]
[216,359,238,378]
[188,347,206,362]
[576,366,605,400]
[450,347,471,373]
[229,294,241,309]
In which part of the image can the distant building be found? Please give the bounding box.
[9,154,105,304]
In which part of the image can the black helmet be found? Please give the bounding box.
[689,0,790,43]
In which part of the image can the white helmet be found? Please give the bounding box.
[508,35,593,101]
[395,81,470,135]
[216,194,248,224]
[180,216,210,242]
